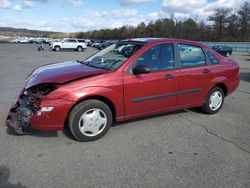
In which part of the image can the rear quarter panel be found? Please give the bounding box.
[206,58,239,96]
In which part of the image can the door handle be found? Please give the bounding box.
[164,74,175,79]
[203,69,211,73]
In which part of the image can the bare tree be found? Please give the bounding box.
[227,13,239,41]
[238,2,250,41]
[208,8,231,40]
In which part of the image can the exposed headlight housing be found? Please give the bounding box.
[41,106,54,112]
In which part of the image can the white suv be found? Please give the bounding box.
[50,38,87,52]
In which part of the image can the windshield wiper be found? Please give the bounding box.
[75,60,88,64]
[85,63,111,70]
[101,59,118,64]
[104,60,122,70]
[75,59,118,70]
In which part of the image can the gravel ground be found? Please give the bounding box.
[0,44,249,188]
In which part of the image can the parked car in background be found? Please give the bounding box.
[96,41,114,50]
[212,45,233,57]
[92,40,105,48]
[15,37,28,43]
[49,38,87,52]
[6,38,239,141]
[87,40,94,47]
[120,44,135,57]
[117,44,127,53]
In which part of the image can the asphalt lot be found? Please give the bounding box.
[0,43,249,188]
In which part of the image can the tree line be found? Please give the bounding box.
[51,1,250,42]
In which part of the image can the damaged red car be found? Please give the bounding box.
[6,38,239,141]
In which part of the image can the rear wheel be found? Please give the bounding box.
[226,52,229,57]
[201,87,224,114]
[69,100,113,141]
[77,46,83,52]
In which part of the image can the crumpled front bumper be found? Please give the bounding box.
[5,89,75,134]
[6,89,35,134]
[6,113,25,134]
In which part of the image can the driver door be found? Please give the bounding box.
[123,43,179,119]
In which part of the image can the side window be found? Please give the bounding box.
[178,44,206,68]
[132,43,175,72]
[68,39,77,43]
[206,51,220,64]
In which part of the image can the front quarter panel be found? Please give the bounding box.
[45,72,124,121]
[63,86,124,120]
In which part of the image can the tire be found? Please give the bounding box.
[201,87,224,114]
[77,46,83,52]
[226,52,229,57]
[69,100,113,141]
[54,46,60,52]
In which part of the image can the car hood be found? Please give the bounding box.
[51,42,61,45]
[25,61,109,89]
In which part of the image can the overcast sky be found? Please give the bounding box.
[0,0,247,32]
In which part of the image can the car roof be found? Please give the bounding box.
[123,38,167,42]
[122,38,205,47]
[63,38,77,40]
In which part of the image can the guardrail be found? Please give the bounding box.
[201,42,250,52]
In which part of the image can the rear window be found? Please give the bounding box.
[78,39,85,43]
[207,51,220,64]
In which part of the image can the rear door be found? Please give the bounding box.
[123,43,179,119]
[176,43,215,107]
[68,39,78,49]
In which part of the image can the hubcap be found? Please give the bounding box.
[79,108,107,137]
[209,91,223,111]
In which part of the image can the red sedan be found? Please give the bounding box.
[6,38,239,141]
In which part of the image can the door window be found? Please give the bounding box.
[68,39,77,43]
[178,44,206,68]
[63,39,69,43]
[132,43,175,72]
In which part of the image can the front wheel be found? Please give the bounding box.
[201,87,224,114]
[54,46,60,52]
[69,100,113,141]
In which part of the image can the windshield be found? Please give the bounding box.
[84,42,145,70]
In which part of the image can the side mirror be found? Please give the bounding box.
[133,65,151,75]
